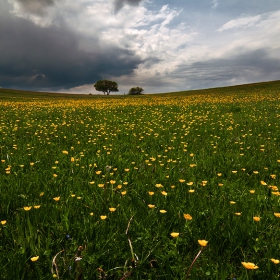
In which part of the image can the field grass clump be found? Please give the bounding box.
[0,81,280,279]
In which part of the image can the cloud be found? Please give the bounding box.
[14,0,55,15]
[0,8,142,91]
[114,0,143,13]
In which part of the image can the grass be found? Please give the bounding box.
[0,80,280,279]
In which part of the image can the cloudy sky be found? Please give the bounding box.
[1,0,280,94]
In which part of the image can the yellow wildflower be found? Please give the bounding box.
[53,197,60,201]
[1,220,7,225]
[170,232,179,238]
[30,256,39,262]
[100,215,107,220]
[271,258,280,264]
[241,262,258,270]
[148,191,154,195]
[161,191,167,196]
[148,204,155,209]
[109,208,116,212]
[198,240,208,247]
[23,206,32,211]
[159,210,167,213]
[253,216,261,222]
[274,213,280,218]
[34,205,41,209]
[184,214,192,220]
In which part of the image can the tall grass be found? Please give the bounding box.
[0,82,280,279]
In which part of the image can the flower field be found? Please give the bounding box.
[0,82,280,279]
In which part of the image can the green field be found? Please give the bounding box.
[0,81,280,279]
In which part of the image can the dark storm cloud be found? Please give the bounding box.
[0,11,142,91]
[174,49,280,89]
[114,0,143,13]
[15,0,55,16]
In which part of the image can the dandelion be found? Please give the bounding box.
[161,191,167,196]
[179,179,185,183]
[62,150,68,155]
[155,183,163,188]
[171,185,175,189]
[121,191,127,195]
[159,210,167,213]
[201,180,207,186]
[96,171,102,175]
[249,190,255,194]
[110,180,116,184]
[53,174,58,178]
[148,191,154,196]
[217,173,222,176]
[30,162,34,166]
[184,214,192,220]
[271,258,280,264]
[71,194,76,197]
[274,213,280,218]
[30,256,39,262]
[188,189,195,193]
[124,168,130,172]
[235,212,242,216]
[90,212,94,216]
[71,157,75,162]
[89,181,95,184]
[260,181,267,186]
[230,201,236,204]
[77,197,82,200]
[272,191,280,196]
[190,164,197,167]
[270,174,276,179]
[253,216,261,222]
[198,240,208,247]
[170,232,179,238]
[241,262,258,270]
[218,183,224,187]
[117,185,122,189]
[148,204,155,209]
[187,182,194,186]
[23,206,32,211]
[53,197,60,202]
[253,171,259,174]
[109,208,116,212]
[1,220,7,225]
[98,184,104,188]
[34,205,41,209]
[100,215,107,220]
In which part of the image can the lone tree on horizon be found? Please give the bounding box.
[94,80,119,95]
[128,86,144,95]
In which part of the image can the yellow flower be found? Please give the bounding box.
[109,208,116,212]
[34,205,41,209]
[187,182,194,186]
[117,184,122,189]
[188,189,195,193]
[201,180,207,186]
[230,201,236,204]
[260,180,267,186]
[98,184,104,188]
[90,212,94,216]
[24,206,32,211]
[1,220,7,225]
[62,150,68,154]
[159,210,167,213]
[121,191,127,195]
[95,171,102,175]
[235,212,242,216]
[270,174,276,179]
[124,168,130,172]
[148,204,155,209]
[110,180,116,184]
[170,232,179,238]
[253,216,261,222]
[39,192,44,197]
[184,214,192,220]
[155,183,163,188]
[249,190,255,194]
[241,262,258,270]
[30,256,39,262]
[179,179,185,183]
[253,171,259,174]
[190,164,197,167]
[161,191,167,196]
[71,194,76,197]
[272,191,280,196]
[53,197,60,201]
[100,215,107,220]
[148,191,154,196]
[218,183,224,187]
[53,174,58,178]
[232,170,237,174]
[271,258,280,264]
[89,181,95,184]
[274,213,280,218]
[71,157,75,162]
[217,173,222,176]
[198,240,208,247]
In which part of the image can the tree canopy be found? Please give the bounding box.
[128,86,144,95]
[94,80,119,95]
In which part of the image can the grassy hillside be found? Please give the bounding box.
[1,80,280,100]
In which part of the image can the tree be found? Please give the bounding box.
[94,80,119,95]
[128,86,144,95]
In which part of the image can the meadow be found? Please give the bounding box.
[0,81,280,279]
